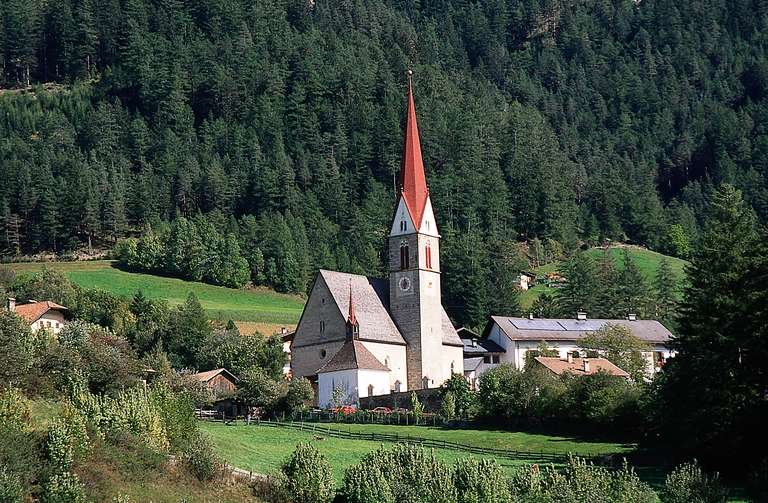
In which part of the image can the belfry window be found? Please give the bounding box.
[400,242,409,269]
[400,220,407,232]
[425,242,432,269]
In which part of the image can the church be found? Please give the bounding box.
[290,74,464,407]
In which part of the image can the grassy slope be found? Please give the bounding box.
[520,246,689,310]
[3,260,304,328]
[199,422,633,486]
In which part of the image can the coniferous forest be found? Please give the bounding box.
[2,0,768,326]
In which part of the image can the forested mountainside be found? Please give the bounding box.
[1,0,768,324]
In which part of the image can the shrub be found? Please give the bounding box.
[509,456,655,502]
[282,442,335,503]
[0,387,31,431]
[662,460,728,503]
[453,458,511,503]
[343,444,456,503]
[45,420,75,474]
[0,467,24,503]
[42,472,88,503]
[181,432,222,482]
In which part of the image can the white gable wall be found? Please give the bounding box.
[389,198,416,236]
[31,311,66,334]
[317,368,391,407]
[361,341,407,392]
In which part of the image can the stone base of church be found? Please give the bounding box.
[359,388,441,413]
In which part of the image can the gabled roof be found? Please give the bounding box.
[191,368,239,383]
[441,307,464,347]
[534,357,630,378]
[487,316,672,344]
[461,336,506,355]
[399,72,429,230]
[317,340,389,373]
[463,357,484,372]
[14,301,68,324]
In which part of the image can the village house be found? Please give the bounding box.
[459,327,505,390]
[516,271,536,291]
[533,355,630,379]
[479,313,673,380]
[6,297,68,335]
[290,73,464,407]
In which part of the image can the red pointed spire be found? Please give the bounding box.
[400,70,429,230]
[347,281,357,326]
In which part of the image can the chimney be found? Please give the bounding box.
[6,298,15,312]
[281,327,287,334]
[582,359,590,373]
[576,311,587,321]
[627,313,637,321]
[528,312,534,320]
[471,338,477,347]
[566,353,573,364]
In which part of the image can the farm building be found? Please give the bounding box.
[6,297,68,334]
[191,368,239,397]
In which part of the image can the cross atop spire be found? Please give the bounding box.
[399,69,429,230]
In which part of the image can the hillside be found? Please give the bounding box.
[2,0,767,329]
[2,261,303,332]
[520,246,688,310]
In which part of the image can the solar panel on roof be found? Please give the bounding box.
[510,319,564,331]
[557,320,606,331]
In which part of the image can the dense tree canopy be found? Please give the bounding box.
[2,0,768,327]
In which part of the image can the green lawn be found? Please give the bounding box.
[2,260,304,325]
[521,246,689,310]
[199,422,634,485]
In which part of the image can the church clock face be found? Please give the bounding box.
[399,276,412,292]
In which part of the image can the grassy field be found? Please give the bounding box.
[199,421,635,485]
[2,260,304,329]
[520,245,689,309]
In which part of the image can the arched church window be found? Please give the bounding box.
[450,361,455,374]
[422,376,429,389]
[394,380,401,393]
[425,242,432,269]
[385,356,390,368]
[320,320,325,333]
[400,242,409,270]
[368,384,374,397]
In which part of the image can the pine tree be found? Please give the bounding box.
[616,249,651,318]
[556,251,598,317]
[653,257,678,327]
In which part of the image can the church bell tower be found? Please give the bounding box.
[388,71,444,390]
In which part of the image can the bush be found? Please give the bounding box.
[662,460,728,503]
[45,420,75,474]
[509,456,656,502]
[342,444,456,503]
[0,387,31,431]
[0,467,24,503]
[453,458,511,503]
[42,472,88,503]
[282,442,335,503]
[181,432,222,482]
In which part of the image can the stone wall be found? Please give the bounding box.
[359,388,442,413]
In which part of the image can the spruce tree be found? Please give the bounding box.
[616,249,651,318]
[556,251,598,317]
[653,257,678,327]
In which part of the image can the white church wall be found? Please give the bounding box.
[317,369,359,408]
[441,345,464,381]
[389,198,416,237]
[357,369,391,398]
[361,341,407,392]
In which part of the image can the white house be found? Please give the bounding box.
[480,313,674,379]
[6,297,68,335]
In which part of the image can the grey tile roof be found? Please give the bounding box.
[441,308,463,346]
[317,340,390,373]
[489,316,672,344]
[463,357,484,372]
[461,337,506,355]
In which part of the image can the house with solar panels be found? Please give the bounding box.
[479,312,674,379]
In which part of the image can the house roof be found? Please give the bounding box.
[317,340,390,373]
[534,357,630,378]
[399,72,429,230]
[191,368,239,383]
[461,336,506,355]
[13,301,68,324]
[487,316,672,344]
[463,357,484,372]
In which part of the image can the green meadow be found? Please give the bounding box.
[2,260,304,326]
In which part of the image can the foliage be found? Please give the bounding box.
[441,392,456,421]
[0,387,31,431]
[343,444,456,503]
[45,419,75,474]
[181,432,223,482]
[509,456,656,502]
[662,460,728,503]
[0,310,38,387]
[0,467,24,503]
[41,472,88,503]
[282,442,335,503]
[410,392,424,424]
[655,185,768,471]
[452,458,511,503]
[580,324,651,381]
[238,366,284,411]
[279,378,313,416]
[439,374,475,419]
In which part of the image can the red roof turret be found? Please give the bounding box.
[347,281,357,326]
[399,70,429,230]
